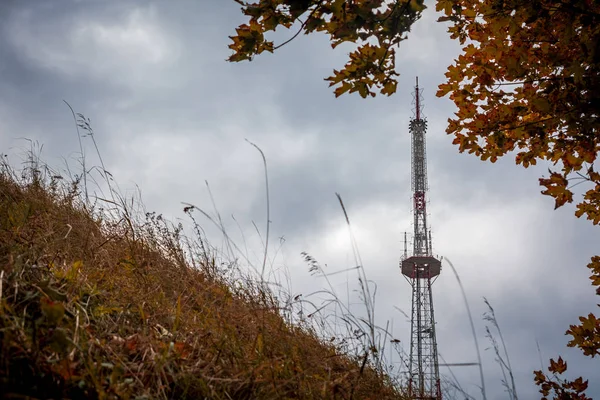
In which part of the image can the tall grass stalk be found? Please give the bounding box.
[443,256,487,400]
[483,297,518,400]
[63,100,88,203]
[335,194,380,366]
[245,139,270,283]
[73,110,116,203]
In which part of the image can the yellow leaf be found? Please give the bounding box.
[66,260,83,281]
[463,8,476,18]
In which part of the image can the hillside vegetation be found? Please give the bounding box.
[0,161,402,399]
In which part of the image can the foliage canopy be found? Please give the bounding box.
[436,0,600,226]
[228,0,426,97]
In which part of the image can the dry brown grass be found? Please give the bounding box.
[0,158,404,399]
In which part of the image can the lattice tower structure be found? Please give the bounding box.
[400,77,442,400]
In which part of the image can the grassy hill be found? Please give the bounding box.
[0,160,403,399]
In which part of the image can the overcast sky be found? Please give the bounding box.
[1,1,598,399]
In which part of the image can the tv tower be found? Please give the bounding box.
[400,77,442,400]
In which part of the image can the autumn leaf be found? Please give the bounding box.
[539,172,573,209]
[549,357,567,374]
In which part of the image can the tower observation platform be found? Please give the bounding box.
[401,256,441,279]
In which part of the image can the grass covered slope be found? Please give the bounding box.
[0,169,402,399]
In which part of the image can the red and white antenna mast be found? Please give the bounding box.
[401,77,442,400]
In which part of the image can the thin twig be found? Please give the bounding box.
[273,0,325,50]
